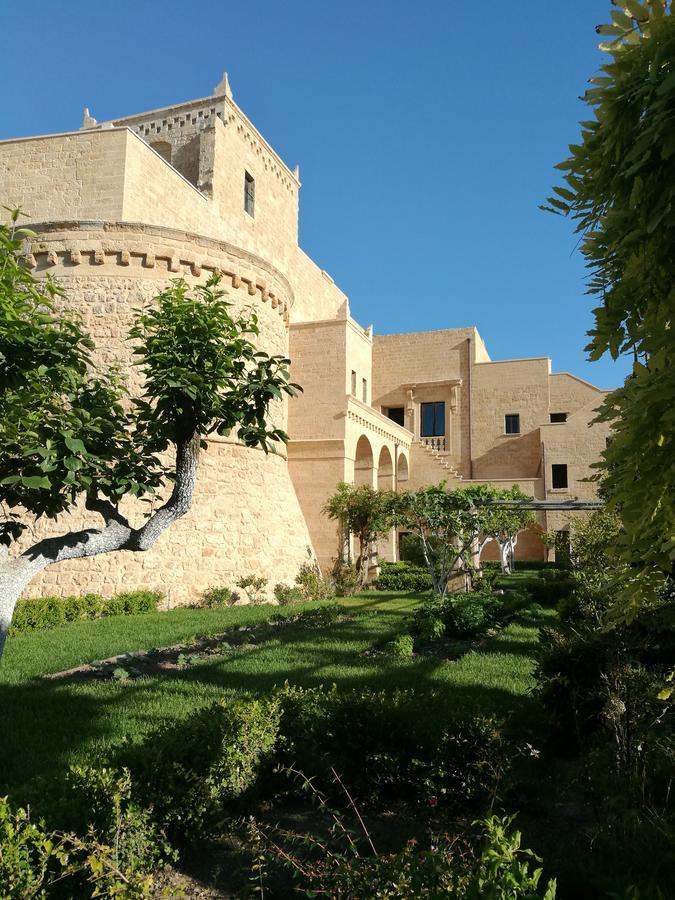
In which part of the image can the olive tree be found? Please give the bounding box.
[0,214,299,659]
[543,0,674,614]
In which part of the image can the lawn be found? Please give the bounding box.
[0,591,554,818]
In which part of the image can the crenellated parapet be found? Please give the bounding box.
[22,221,294,324]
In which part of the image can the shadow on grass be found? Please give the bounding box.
[0,606,548,820]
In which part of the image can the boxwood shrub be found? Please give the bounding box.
[10,589,164,634]
[374,561,433,592]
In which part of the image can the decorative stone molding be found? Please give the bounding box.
[24,222,294,322]
[346,407,413,449]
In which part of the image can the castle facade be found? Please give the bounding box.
[0,77,609,601]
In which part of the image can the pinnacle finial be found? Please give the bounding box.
[81,107,97,129]
[213,72,233,99]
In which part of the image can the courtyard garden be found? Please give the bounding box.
[1,2,674,897]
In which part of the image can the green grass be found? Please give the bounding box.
[0,590,554,816]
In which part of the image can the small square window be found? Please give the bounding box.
[504,414,520,435]
[551,464,568,490]
[362,378,367,403]
[244,171,255,217]
[550,412,567,423]
[351,370,356,395]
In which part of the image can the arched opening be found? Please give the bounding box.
[354,435,374,487]
[397,452,409,486]
[149,140,172,164]
[377,446,394,491]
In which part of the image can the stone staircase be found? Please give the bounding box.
[412,441,463,486]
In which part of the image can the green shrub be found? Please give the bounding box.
[374,561,433,592]
[119,696,282,838]
[200,585,235,608]
[411,591,502,640]
[9,589,163,635]
[295,561,336,601]
[65,765,168,880]
[444,591,501,637]
[273,583,305,605]
[277,685,508,810]
[236,575,268,604]
[331,562,360,596]
[253,810,556,898]
[385,633,414,658]
[106,590,163,616]
[0,796,53,898]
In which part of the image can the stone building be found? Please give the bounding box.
[0,77,610,601]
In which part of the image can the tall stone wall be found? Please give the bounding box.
[12,223,314,603]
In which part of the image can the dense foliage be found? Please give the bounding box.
[544,0,675,612]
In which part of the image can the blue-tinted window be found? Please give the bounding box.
[421,402,445,437]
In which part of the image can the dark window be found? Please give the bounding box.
[362,378,367,403]
[421,401,445,437]
[244,171,255,216]
[550,412,567,423]
[551,464,568,489]
[505,414,520,435]
[351,370,356,395]
[386,407,405,426]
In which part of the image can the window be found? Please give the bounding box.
[362,378,367,403]
[386,407,405,426]
[551,463,568,490]
[244,171,255,216]
[421,401,445,437]
[351,370,356,395]
[550,412,567,423]
[504,414,520,435]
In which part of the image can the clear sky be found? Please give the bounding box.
[0,0,628,389]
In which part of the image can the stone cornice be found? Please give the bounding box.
[22,220,294,322]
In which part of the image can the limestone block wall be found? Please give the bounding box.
[10,223,314,603]
[471,358,551,480]
[291,250,348,322]
[0,129,128,221]
[372,328,476,477]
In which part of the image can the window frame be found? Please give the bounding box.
[350,370,357,396]
[549,412,567,424]
[420,401,445,438]
[504,413,520,435]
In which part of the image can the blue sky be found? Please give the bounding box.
[1,0,628,388]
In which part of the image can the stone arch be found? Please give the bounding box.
[149,140,172,164]
[397,451,409,485]
[354,435,375,487]
[377,445,394,491]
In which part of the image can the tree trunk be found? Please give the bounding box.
[0,433,200,662]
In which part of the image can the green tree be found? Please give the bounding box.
[543,0,674,615]
[323,483,392,585]
[0,213,300,659]
[390,484,488,598]
[477,485,537,575]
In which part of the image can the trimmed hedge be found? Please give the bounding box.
[373,561,433,592]
[10,589,163,635]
